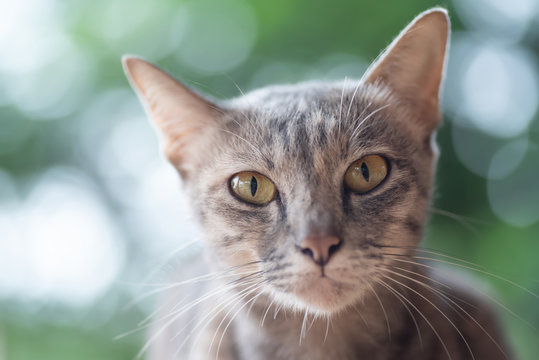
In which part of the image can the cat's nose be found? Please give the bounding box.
[299,236,342,266]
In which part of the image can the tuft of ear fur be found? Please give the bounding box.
[122,56,220,178]
[363,8,450,130]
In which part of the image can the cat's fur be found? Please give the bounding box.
[124,8,511,360]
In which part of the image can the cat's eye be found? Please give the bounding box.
[230,171,276,205]
[344,155,388,193]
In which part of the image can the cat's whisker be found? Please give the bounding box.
[376,278,453,360]
[179,281,265,358]
[429,207,485,233]
[261,298,275,327]
[386,270,466,319]
[307,312,317,333]
[137,269,243,291]
[386,265,481,310]
[176,279,265,355]
[379,262,452,290]
[125,265,261,311]
[299,311,309,344]
[169,272,263,321]
[178,289,251,359]
[366,282,392,341]
[347,99,372,140]
[215,289,264,360]
[381,273,476,360]
[347,102,371,142]
[135,298,195,359]
[131,278,212,331]
[344,80,363,125]
[323,315,330,344]
[247,290,261,318]
[220,73,266,143]
[174,302,225,357]
[381,245,486,269]
[174,262,262,293]
[224,73,246,97]
[116,286,206,341]
[151,272,264,328]
[372,274,424,349]
[219,111,256,139]
[126,272,238,309]
[208,101,264,144]
[140,237,202,284]
[385,266,510,359]
[352,303,369,329]
[337,77,348,137]
[208,283,265,358]
[229,108,265,145]
[118,273,263,347]
[224,125,273,169]
[410,255,539,301]
[215,127,263,156]
[351,103,392,139]
[226,270,264,287]
[272,303,281,319]
[383,256,538,331]
[137,294,191,329]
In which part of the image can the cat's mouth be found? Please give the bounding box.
[285,271,356,313]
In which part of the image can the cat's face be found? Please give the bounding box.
[124,9,449,314]
[187,83,437,313]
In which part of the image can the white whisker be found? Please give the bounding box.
[382,274,475,360]
[376,278,452,360]
[386,266,509,359]
[366,282,391,341]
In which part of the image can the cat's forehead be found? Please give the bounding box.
[225,81,395,145]
[213,81,409,179]
[225,81,399,152]
[229,80,391,119]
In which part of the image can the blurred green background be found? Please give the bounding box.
[0,0,538,359]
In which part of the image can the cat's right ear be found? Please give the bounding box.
[363,9,450,132]
[122,56,220,179]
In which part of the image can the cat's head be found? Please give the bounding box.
[124,9,449,314]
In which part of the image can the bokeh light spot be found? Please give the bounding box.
[487,146,539,227]
[175,0,257,73]
[487,138,529,180]
[453,0,539,38]
[0,167,125,306]
[458,41,538,138]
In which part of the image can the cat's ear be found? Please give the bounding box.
[122,56,220,179]
[363,8,450,129]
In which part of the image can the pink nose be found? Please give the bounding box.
[299,236,342,266]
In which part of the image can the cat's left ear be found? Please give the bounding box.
[122,56,221,179]
[363,8,450,130]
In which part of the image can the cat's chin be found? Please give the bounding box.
[271,275,358,314]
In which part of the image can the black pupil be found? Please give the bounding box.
[250,176,258,196]
[361,162,369,182]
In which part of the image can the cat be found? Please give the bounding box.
[123,8,512,360]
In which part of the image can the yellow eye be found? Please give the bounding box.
[230,171,276,205]
[344,155,388,193]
